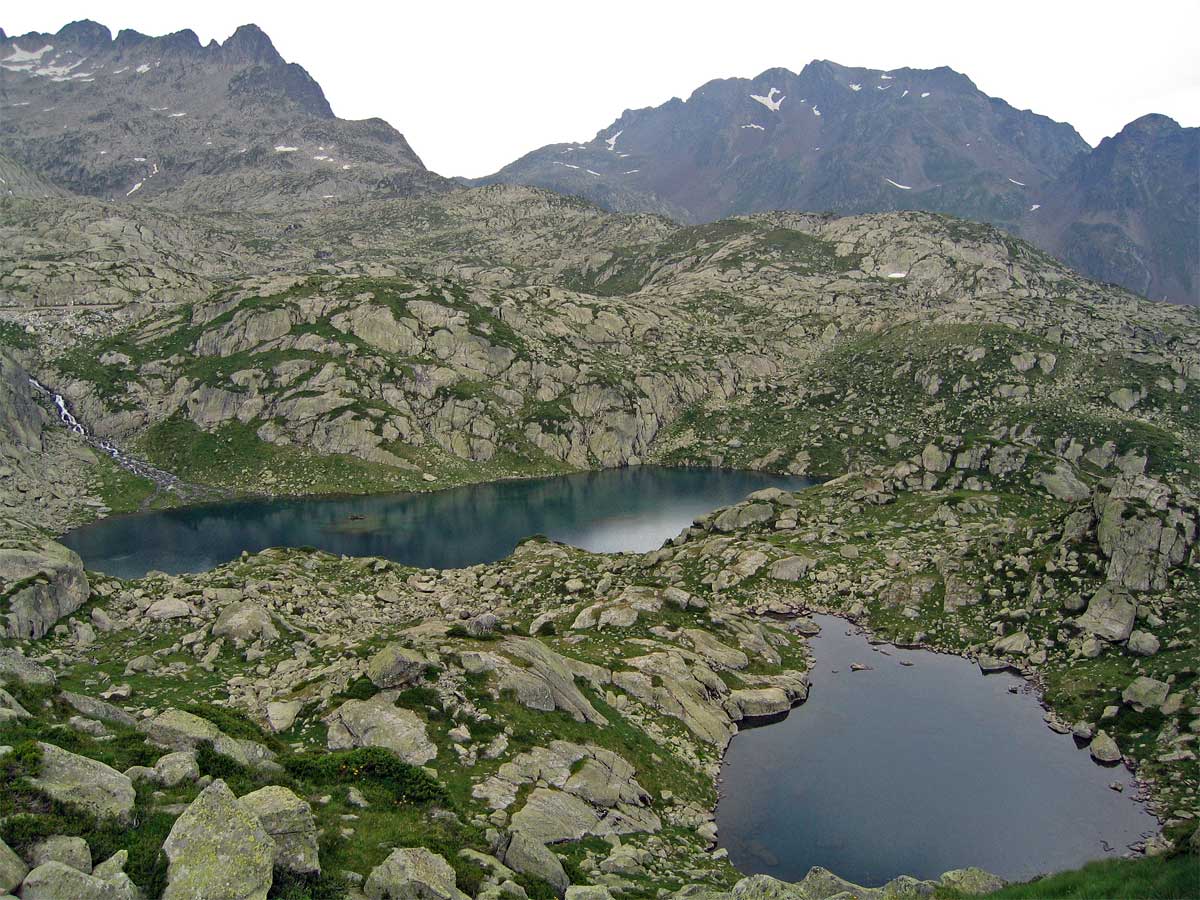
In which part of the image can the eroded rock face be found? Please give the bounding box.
[0,538,90,640]
[323,695,437,764]
[162,779,274,900]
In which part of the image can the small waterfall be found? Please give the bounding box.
[28,377,181,491]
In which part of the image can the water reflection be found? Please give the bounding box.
[62,466,811,578]
[715,615,1158,886]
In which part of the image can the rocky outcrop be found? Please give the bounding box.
[0,537,90,640]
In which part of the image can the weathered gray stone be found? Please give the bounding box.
[1076,584,1137,642]
[0,648,56,687]
[60,691,137,728]
[16,861,125,900]
[26,835,91,873]
[0,837,27,894]
[31,742,135,824]
[162,780,274,900]
[1122,676,1170,711]
[0,539,90,640]
[365,847,469,900]
[367,644,430,689]
[324,695,437,764]
[1127,630,1161,657]
[212,602,278,644]
[238,785,320,875]
[1090,731,1122,764]
[497,832,568,897]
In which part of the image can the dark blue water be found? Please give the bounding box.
[716,616,1158,886]
[62,466,811,578]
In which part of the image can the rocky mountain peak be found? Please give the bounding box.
[221,23,285,66]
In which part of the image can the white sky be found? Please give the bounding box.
[4,1,1198,177]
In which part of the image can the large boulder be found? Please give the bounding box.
[16,860,131,900]
[27,835,91,873]
[1075,583,1137,642]
[31,742,135,824]
[212,602,278,644]
[0,836,27,894]
[0,539,90,640]
[728,688,791,720]
[323,695,437,764]
[1122,676,1170,711]
[162,780,274,900]
[496,832,568,897]
[60,691,138,728]
[367,644,430,689]
[238,785,319,875]
[0,648,57,687]
[364,847,469,900]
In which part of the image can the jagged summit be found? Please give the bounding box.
[0,19,448,208]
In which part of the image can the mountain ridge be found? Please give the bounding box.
[476,60,1197,304]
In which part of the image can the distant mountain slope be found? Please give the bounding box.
[477,62,1198,304]
[1020,115,1198,303]
[478,61,1088,225]
[0,20,450,209]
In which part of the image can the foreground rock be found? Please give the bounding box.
[162,780,274,900]
[238,785,320,875]
[365,847,470,900]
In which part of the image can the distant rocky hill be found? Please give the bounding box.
[0,20,450,208]
[477,63,1198,305]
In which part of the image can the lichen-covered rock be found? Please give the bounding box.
[16,860,128,900]
[60,691,138,728]
[1075,583,1136,642]
[1122,676,1170,711]
[1090,731,1122,764]
[938,867,1007,894]
[31,742,135,824]
[140,708,279,773]
[367,643,430,688]
[26,835,91,873]
[364,847,469,900]
[212,601,278,644]
[162,779,274,900]
[238,785,319,875]
[496,832,568,898]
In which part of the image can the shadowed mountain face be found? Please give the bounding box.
[1024,115,1199,304]
[0,20,450,208]
[478,61,1089,224]
[477,62,1198,305]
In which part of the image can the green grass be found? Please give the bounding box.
[938,852,1200,899]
